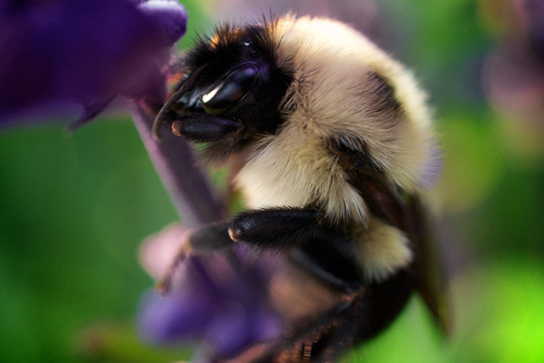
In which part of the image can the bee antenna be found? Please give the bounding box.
[152,64,209,141]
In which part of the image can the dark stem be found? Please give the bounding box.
[128,101,225,229]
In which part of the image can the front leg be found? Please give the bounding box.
[171,114,243,143]
[230,207,365,293]
[228,207,325,249]
[188,221,234,253]
[189,208,364,294]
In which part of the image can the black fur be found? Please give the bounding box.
[366,72,403,119]
[255,267,414,363]
[165,18,293,161]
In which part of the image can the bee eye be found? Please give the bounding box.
[242,41,260,59]
[201,65,259,114]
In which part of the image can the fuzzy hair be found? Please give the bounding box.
[352,218,413,282]
[235,15,439,224]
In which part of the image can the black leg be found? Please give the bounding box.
[171,113,243,143]
[228,207,323,249]
[188,221,234,253]
[322,267,414,360]
[291,235,364,293]
[264,267,415,363]
[188,205,322,253]
[190,207,362,293]
[229,207,365,292]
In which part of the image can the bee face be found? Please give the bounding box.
[155,22,293,158]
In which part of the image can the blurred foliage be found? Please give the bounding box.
[0,119,178,363]
[1,0,544,363]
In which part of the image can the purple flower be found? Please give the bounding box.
[138,244,283,360]
[482,0,544,130]
[0,0,187,128]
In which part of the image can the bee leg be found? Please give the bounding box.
[187,205,321,254]
[270,268,414,363]
[228,207,323,249]
[292,235,364,293]
[171,114,243,143]
[261,257,413,363]
[297,237,414,342]
[188,221,234,253]
[354,267,414,341]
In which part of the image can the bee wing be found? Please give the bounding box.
[405,195,451,336]
[349,165,450,336]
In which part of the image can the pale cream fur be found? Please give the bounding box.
[234,16,434,277]
[352,218,413,282]
[271,16,435,192]
[237,127,367,224]
[236,16,435,218]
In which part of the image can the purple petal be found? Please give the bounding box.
[525,0,544,56]
[139,290,214,343]
[483,41,544,126]
[0,0,188,127]
[205,302,253,357]
[204,302,282,358]
[138,251,283,358]
[129,104,225,227]
[138,0,188,45]
[139,256,221,343]
[139,223,190,281]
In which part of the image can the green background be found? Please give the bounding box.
[1,0,544,362]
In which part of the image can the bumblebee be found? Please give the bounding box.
[154,14,447,362]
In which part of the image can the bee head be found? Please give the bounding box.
[154,19,292,160]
